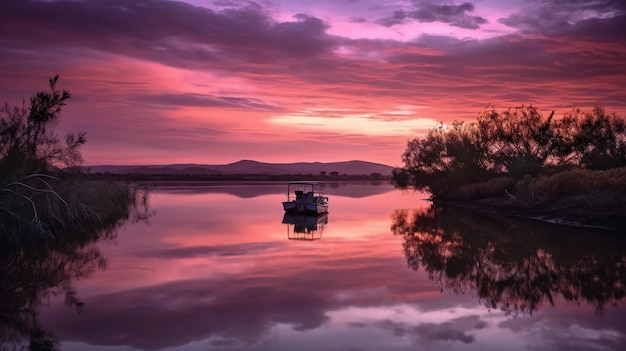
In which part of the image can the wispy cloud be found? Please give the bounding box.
[0,0,624,164]
[131,93,282,111]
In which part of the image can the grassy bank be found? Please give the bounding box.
[0,176,149,245]
[434,167,626,231]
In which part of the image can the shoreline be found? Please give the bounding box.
[82,173,392,183]
[433,195,626,233]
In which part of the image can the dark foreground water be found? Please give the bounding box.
[3,182,626,350]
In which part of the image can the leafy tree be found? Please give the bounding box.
[395,121,491,194]
[395,126,447,192]
[561,107,626,170]
[0,75,86,182]
[476,105,555,177]
[0,76,144,243]
[393,105,626,198]
[443,121,491,181]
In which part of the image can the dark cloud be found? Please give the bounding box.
[372,18,626,111]
[271,13,331,55]
[378,10,408,27]
[131,93,282,111]
[0,0,337,68]
[378,2,488,29]
[499,0,626,33]
[213,0,241,7]
[1,0,625,128]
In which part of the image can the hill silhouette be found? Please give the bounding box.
[88,160,393,176]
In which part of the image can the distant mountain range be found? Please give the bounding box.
[87,160,394,176]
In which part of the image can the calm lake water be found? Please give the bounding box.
[9,182,626,350]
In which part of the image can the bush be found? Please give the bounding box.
[394,105,626,199]
[0,76,149,244]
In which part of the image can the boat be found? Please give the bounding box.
[282,213,328,241]
[282,181,329,214]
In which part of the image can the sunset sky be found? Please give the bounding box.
[1,0,625,166]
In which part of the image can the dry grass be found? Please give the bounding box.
[0,175,149,245]
[433,167,626,230]
[516,167,626,203]
[456,177,517,200]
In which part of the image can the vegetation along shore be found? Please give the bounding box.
[0,76,148,246]
[392,105,626,231]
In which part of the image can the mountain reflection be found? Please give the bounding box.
[0,192,151,351]
[154,181,395,198]
[391,205,626,315]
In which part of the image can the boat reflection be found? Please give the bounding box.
[391,204,626,315]
[282,213,328,241]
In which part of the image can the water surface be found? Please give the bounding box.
[12,182,626,350]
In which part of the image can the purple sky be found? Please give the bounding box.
[1,0,625,165]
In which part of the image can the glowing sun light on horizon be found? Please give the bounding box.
[269,108,438,136]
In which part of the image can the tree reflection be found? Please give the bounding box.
[0,186,151,351]
[391,205,626,315]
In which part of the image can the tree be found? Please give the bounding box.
[393,121,491,194]
[562,107,626,170]
[0,76,139,243]
[393,105,626,198]
[395,127,447,191]
[0,75,86,182]
[476,105,556,177]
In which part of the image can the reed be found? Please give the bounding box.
[0,174,150,245]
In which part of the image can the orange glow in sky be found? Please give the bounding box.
[1,0,625,166]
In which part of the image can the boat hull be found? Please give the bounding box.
[282,201,328,214]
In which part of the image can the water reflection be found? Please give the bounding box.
[153,180,394,198]
[0,190,150,351]
[1,238,104,350]
[391,204,626,315]
[282,213,328,240]
[12,184,626,350]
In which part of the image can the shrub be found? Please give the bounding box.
[0,76,149,243]
[394,105,626,199]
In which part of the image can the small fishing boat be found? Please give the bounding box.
[282,181,329,214]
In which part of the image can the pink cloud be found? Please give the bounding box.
[1,0,625,165]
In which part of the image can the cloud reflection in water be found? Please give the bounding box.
[36,183,626,350]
